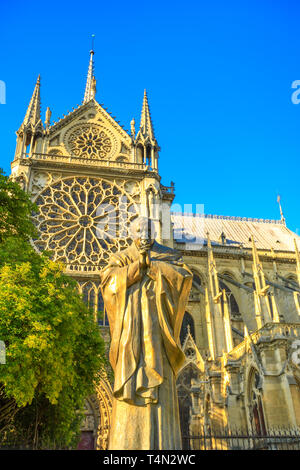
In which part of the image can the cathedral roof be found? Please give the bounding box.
[171,213,300,252]
[48,98,130,137]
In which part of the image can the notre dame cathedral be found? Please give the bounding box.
[10,49,300,449]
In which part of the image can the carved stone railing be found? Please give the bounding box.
[65,263,103,273]
[161,183,175,194]
[17,152,157,172]
[228,322,300,360]
[251,322,300,344]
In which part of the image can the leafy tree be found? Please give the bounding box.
[0,169,37,242]
[0,171,107,448]
[0,238,106,448]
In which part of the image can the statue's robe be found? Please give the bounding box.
[100,241,192,450]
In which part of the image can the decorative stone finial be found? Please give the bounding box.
[130,118,135,138]
[45,107,52,127]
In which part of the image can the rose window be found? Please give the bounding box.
[33,177,139,267]
[68,125,112,159]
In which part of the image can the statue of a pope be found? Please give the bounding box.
[100,217,192,450]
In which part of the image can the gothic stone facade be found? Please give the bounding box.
[10,56,300,449]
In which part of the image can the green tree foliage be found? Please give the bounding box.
[0,169,37,242]
[0,171,106,448]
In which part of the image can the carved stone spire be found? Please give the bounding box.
[277,194,286,225]
[206,233,226,356]
[83,49,96,103]
[15,75,44,159]
[19,75,42,131]
[138,89,155,141]
[251,236,275,325]
[135,90,159,170]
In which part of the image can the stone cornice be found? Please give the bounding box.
[13,156,161,182]
[178,246,298,264]
[172,211,282,225]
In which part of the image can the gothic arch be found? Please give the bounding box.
[218,278,240,316]
[176,362,201,445]
[190,267,206,287]
[245,366,266,435]
[94,376,113,449]
[79,375,113,450]
[180,311,195,345]
[136,144,144,164]
[219,269,236,280]
[189,269,204,302]
[218,278,244,346]
[78,280,108,326]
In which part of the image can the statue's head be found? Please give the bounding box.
[130,216,155,251]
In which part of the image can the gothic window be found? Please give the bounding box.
[180,311,195,345]
[219,279,243,346]
[82,281,96,312]
[79,281,109,327]
[146,146,151,167]
[190,271,202,301]
[98,290,109,327]
[249,281,280,322]
[248,369,266,436]
[33,176,139,269]
[219,279,239,315]
[136,145,144,164]
[176,364,199,448]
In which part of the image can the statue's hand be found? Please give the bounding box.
[139,251,150,270]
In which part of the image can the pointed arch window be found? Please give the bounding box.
[136,145,144,164]
[219,279,244,347]
[98,290,109,327]
[180,311,195,346]
[79,281,109,327]
[248,369,267,436]
[219,279,239,315]
[190,271,202,301]
[176,363,199,448]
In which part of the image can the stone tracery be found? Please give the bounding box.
[67,124,113,159]
[33,176,139,267]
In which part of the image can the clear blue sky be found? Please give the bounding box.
[1,0,299,232]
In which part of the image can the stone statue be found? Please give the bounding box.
[100,217,192,450]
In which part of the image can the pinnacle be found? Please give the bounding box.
[83,50,96,104]
[21,75,42,130]
[139,89,155,141]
